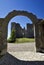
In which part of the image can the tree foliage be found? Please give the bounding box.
[8,29,16,42]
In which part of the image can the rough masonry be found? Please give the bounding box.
[11,22,34,38]
[0,10,44,58]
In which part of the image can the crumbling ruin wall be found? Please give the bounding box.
[0,10,43,57]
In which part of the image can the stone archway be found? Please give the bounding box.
[5,10,38,42]
[0,10,39,56]
[5,10,37,25]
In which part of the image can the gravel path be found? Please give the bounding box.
[7,42,36,52]
[0,52,44,65]
[0,42,44,65]
[9,51,44,61]
[0,53,44,65]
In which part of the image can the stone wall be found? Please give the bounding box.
[26,23,34,38]
[11,22,23,38]
[11,22,34,38]
[35,19,44,52]
[0,19,7,56]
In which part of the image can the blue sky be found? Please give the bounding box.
[0,0,44,38]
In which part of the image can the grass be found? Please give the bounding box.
[15,38,35,43]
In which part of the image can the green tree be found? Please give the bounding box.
[8,29,16,42]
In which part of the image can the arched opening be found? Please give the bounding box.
[8,12,36,51]
[5,10,37,39]
[0,10,38,57]
[7,16,32,38]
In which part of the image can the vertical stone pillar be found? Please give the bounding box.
[35,22,42,52]
[0,19,3,53]
[33,24,35,38]
[0,19,7,58]
[40,21,44,52]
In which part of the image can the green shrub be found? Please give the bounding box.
[7,29,16,43]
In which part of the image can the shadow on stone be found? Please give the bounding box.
[0,52,44,65]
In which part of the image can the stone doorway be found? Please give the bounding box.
[7,16,35,52]
[0,10,38,56]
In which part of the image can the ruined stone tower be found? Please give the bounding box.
[11,22,23,38]
[26,23,34,38]
[11,22,34,38]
